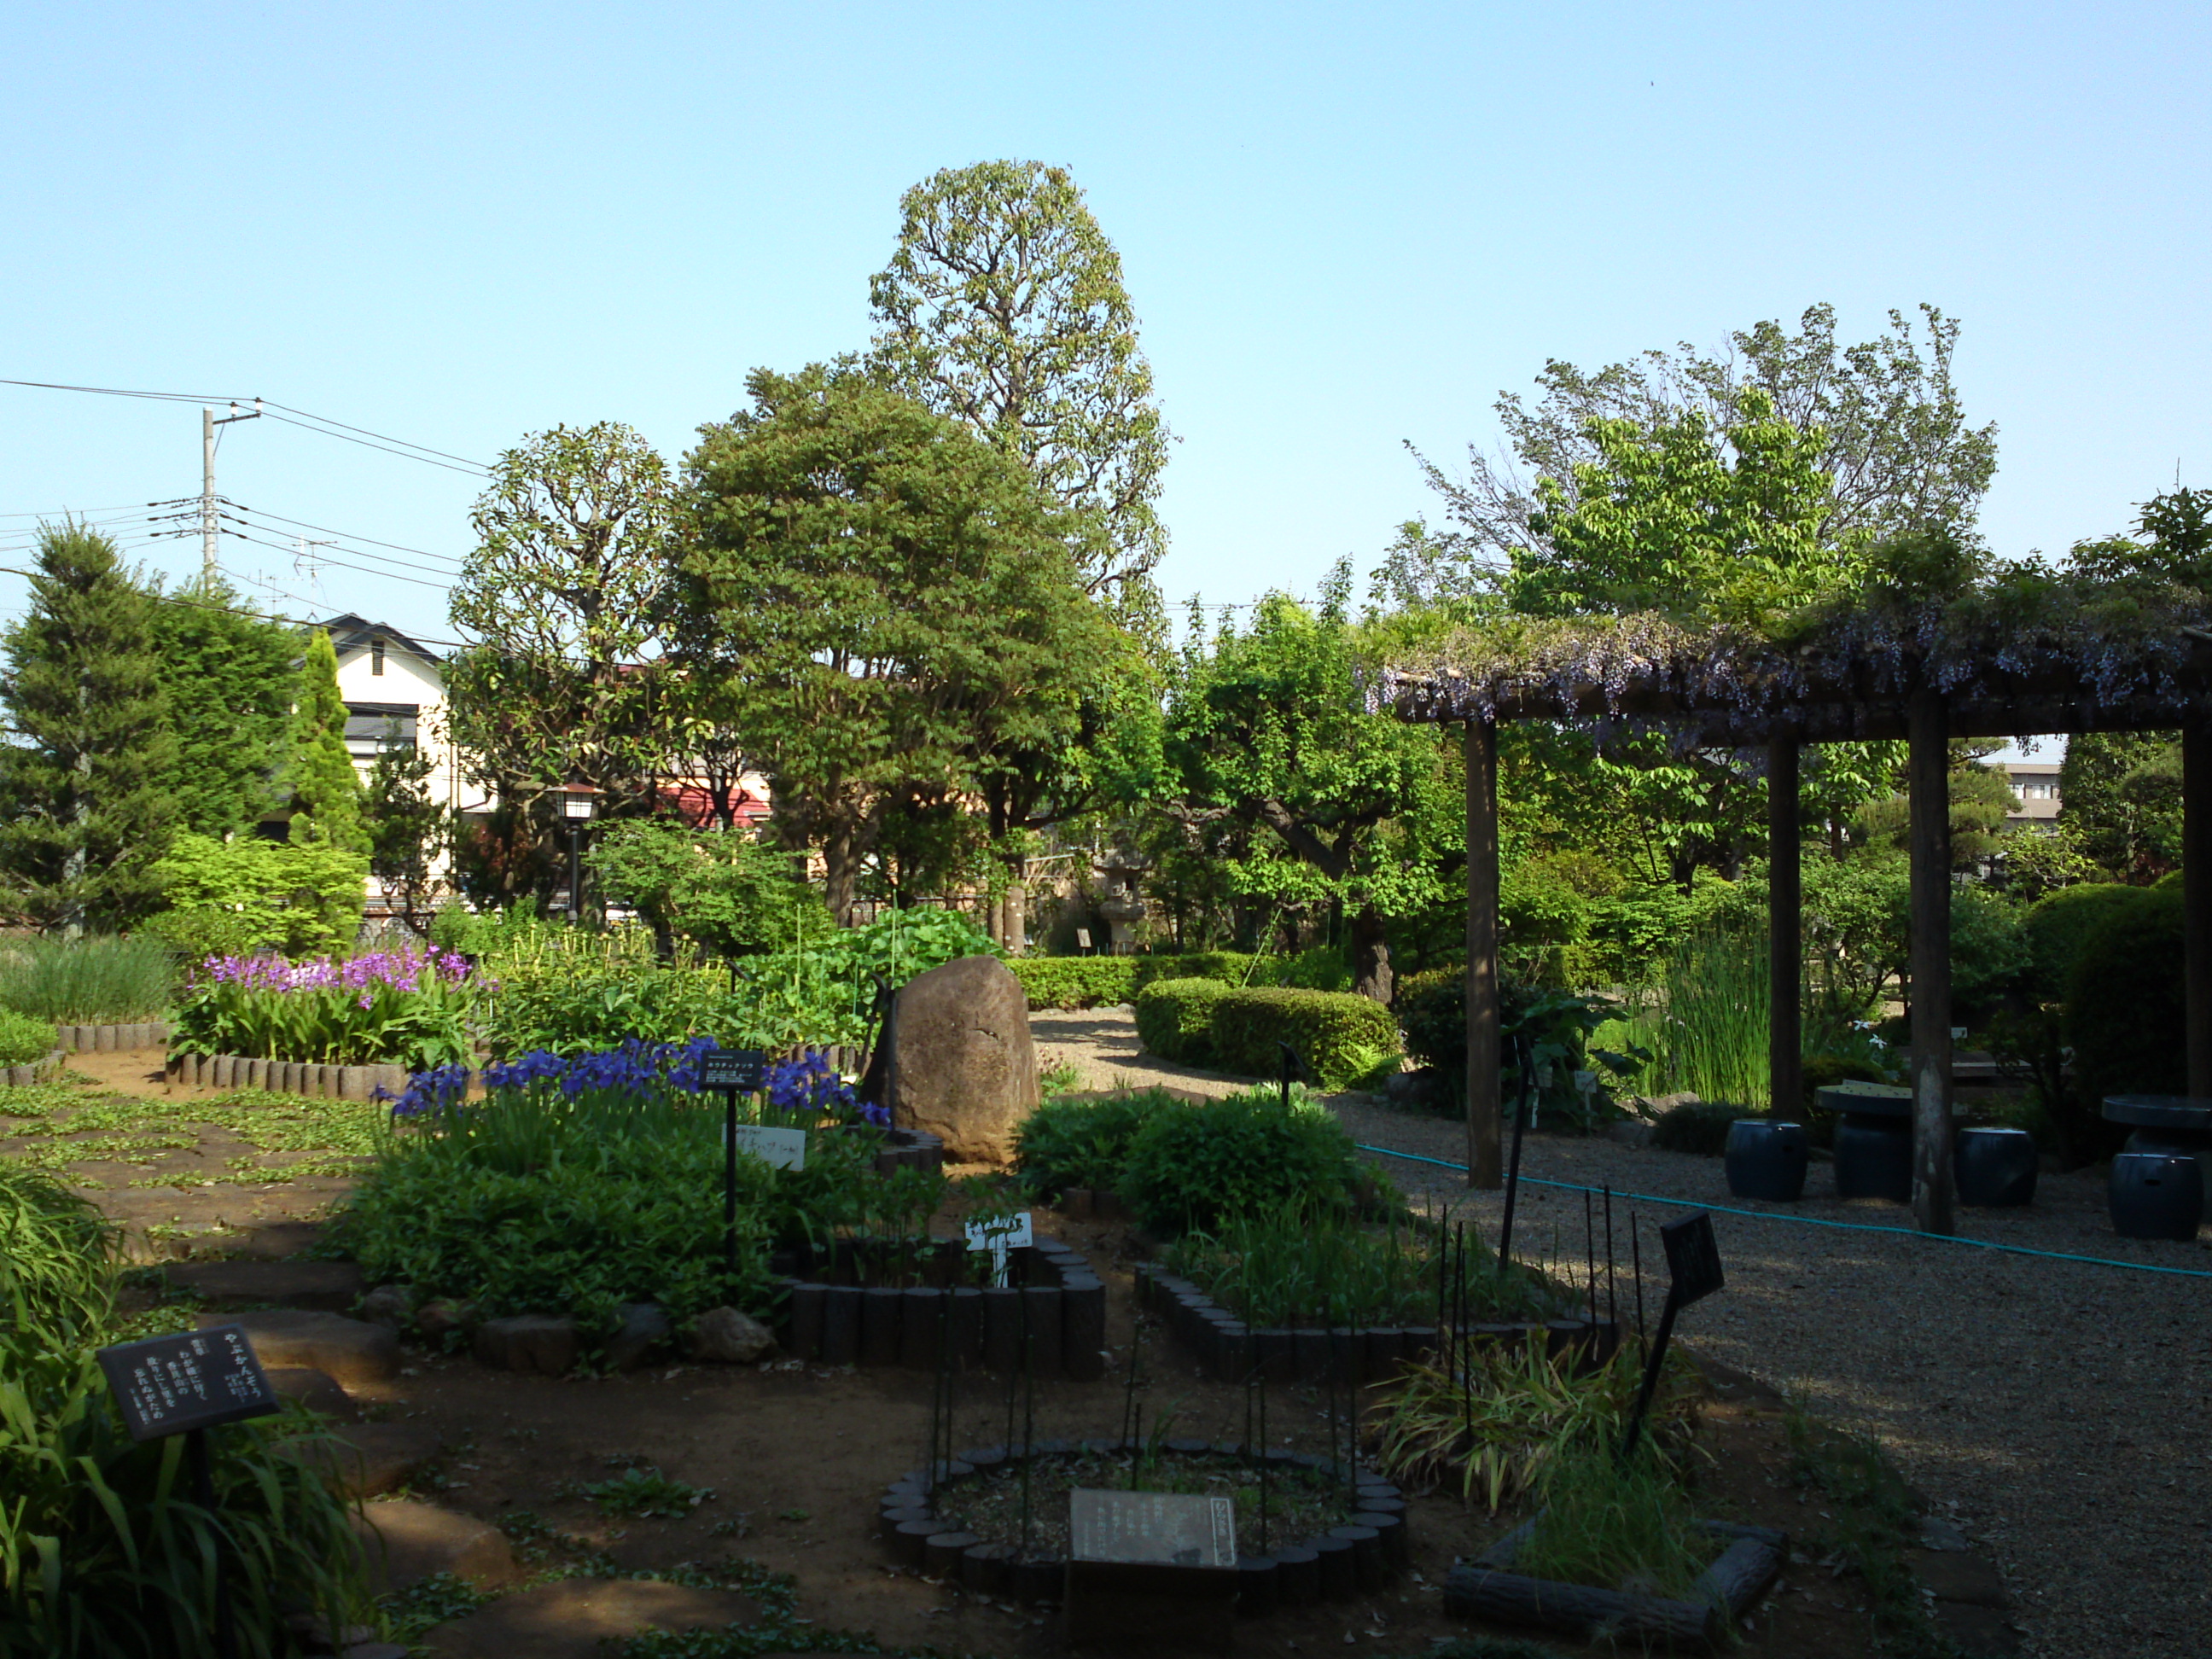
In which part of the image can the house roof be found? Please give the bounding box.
[313,614,444,677]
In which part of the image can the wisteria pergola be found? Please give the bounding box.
[1377,614,2212,1236]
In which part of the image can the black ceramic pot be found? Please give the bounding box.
[1724,1119,1809,1202]
[1956,1126,2037,1207]
[2109,1152,2203,1242]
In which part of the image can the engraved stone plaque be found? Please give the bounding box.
[1066,1487,1239,1652]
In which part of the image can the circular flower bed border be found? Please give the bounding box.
[876,1440,1410,1611]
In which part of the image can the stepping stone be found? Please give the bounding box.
[265,1367,361,1423]
[1913,1548,2009,1609]
[420,1580,761,1656]
[201,1311,400,1388]
[351,1499,518,1594]
[163,1259,365,1312]
[212,1220,329,1260]
[285,1422,445,1499]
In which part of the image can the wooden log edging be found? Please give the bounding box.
[1442,1516,1787,1648]
[166,1052,411,1101]
[776,1232,1105,1380]
[0,1048,67,1087]
[57,1021,172,1054]
[876,1443,1410,1610]
[1133,1262,1617,1386]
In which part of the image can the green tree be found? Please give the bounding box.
[148,833,366,957]
[869,159,1171,609]
[146,576,299,837]
[287,628,367,853]
[1416,302,1998,584]
[364,727,448,937]
[1165,567,1449,1001]
[2060,731,2180,881]
[0,524,176,931]
[584,817,827,958]
[676,364,1104,924]
[1853,760,2019,869]
[445,422,678,825]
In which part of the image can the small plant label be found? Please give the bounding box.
[965,1211,1033,1285]
[700,1048,768,1092]
[96,1325,280,1443]
[726,1123,806,1169]
[1660,1211,1725,1307]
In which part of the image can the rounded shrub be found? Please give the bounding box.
[1208,986,1400,1087]
[2022,882,2139,1001]
[2064,886,2183,1156]
[1118,1091,1365,1234]
[0,1010,56,1068]
[1647,1100,1746,1156]
[1134,977,1228,1064]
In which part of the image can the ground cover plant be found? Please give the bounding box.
[1371,1340,1701,1512]
[1163,1202,1551,1328]
[0,1010,56,1065]
[0,1157,375,1658]
[167,945,476,1070]
[0,934,176,1024]
[0,1077,384,1190]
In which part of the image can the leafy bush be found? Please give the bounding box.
[1117,1090,1366,1234]
[1947,883,2030,1018]
[1013,1087,1178,1197]
[583,818,830,957]
[0,1009,55,1066]
[1647,1099,1745,1155]
[0,934,176,1023]
[2064,886,2183,1155]
[1400,977,1642,1123]
[1208,986,1402,1087]
[2022,880,2138,1001]
[484,928,743,1057]
[147,832,367,958]
[0,1161,371,1657]
[167,946,475,1069]
[0,1163,116,1335]
[1134,977,1229,1063]
[1010,951,1274,1011]
[1010,956,1140,1010]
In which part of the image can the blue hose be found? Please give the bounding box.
[1353,1142,2212,1282]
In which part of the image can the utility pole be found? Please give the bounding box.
[201,401,262,584]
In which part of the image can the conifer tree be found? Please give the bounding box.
[287,629,368,853]
[0,523,176,930]
[148,575,299,836]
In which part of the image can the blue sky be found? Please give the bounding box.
[3,1,2207,683]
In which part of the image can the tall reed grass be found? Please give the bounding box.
[1621,928,1771,1109]
[0,934,177,1024]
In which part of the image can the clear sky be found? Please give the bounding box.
[3,1,2207,677]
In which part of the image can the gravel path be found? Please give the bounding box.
[1034,1010,2212,1659]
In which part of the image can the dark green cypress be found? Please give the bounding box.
[147,575,299,837]
[0,523,177,930]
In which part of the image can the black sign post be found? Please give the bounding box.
[1276,1041,1309,1109]
[1619,1211,1724,1462]
[96,1325,281,1659]
[700,1048,768,1280]
[1497,1030,1536,1271]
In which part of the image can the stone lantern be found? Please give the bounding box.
[1091,848,1151,954]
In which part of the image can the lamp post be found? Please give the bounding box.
[562,788,596,925]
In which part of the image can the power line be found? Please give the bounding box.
[259,401,490,472]
[236,506,465,566]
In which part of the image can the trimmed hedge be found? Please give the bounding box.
[1012,952,1266,1010]
[2065,885,2183,1156]
[1209,987,1400,1089]
[1135,978,1229,1063]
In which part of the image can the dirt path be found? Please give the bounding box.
[1027,1011,2206,1657]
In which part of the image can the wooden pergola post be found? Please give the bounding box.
[1767,737,1803,1121]
[2186,719,2212,1098]
[1906,690,1955,1235]
[1464,717,1502,1187]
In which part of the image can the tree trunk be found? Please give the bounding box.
[1349,903,1393,1004]
[823,818,859,928]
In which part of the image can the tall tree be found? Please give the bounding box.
[675,364,1103,923]
[869,160,1171,610]
[288,628,368,853]
[1413,303,1998,592]
[0,524,176,930]
[364,728,448,936]
[445,422,678,822]
[146,575,298,837]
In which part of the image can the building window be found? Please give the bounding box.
[371,637,385,677]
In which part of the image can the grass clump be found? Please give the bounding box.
[0,934,176,1025]
[1514,1441,1717,1599]
[0,1009,56,1067]
[0,1162,118,1334]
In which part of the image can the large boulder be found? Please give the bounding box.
[881,954,1039,1164]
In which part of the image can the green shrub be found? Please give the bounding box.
[147,833,367,958]
[1013,1087,1179,1197]
[1948,883,2030,1017]
[2064,886,2183,1155]
[1118,1090,1366,1234]
[1647,1100,1744,1156]
[0,934,176,1023]
[583,818,829,957]
[0,1162,117,1336]
[1010,957,1140,1010]
[0,1010,55,1067]
[1134,978,1229,1063]
[2022,881,2138,1001]
[1208,987,1401,1088]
